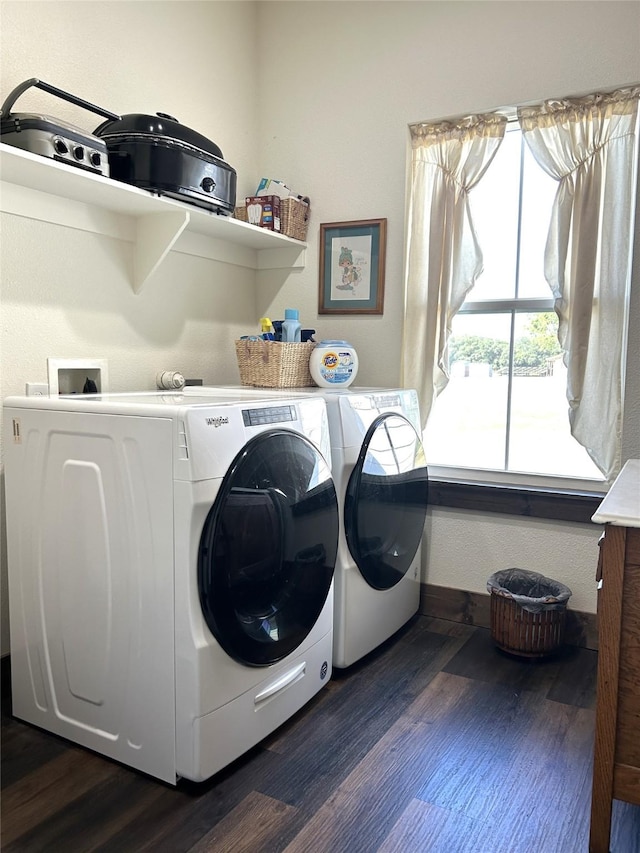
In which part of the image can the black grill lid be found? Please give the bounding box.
[94,112,225,160]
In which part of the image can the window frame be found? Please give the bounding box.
[427,474,603,524]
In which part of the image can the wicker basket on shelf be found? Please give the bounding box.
[235,339,316,387]
[233,197,310,241]
[280,198,310,241]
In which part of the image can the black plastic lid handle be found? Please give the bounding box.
[0,78,120,122]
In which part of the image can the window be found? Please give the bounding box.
[424,124,604,485]
[403,89,639,515]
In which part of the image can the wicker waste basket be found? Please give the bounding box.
[235,339,316,387]
[487,568,572,659]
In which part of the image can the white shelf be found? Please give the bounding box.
[0,142,306,292]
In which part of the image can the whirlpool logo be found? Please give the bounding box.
[205,416,229,428]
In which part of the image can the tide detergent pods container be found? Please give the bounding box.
[310,340,359,388]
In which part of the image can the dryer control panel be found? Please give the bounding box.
[242,405,297,427]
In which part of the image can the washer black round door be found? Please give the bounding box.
[198,429,338,666]
[344,413,429,591]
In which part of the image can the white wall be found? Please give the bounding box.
[1,1,639,654]
[253,1,640,614]
[0,1,264,656]
[0,0,263,406]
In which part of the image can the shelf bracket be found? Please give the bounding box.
[133,211,191,293]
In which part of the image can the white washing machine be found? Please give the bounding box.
[185,386,429,668]
[3,389,338,784]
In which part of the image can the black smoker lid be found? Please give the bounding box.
[93,112,224,160]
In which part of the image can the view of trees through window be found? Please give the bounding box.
[449,312,562,377]
[425,125,604,482]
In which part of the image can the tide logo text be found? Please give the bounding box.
[205,416,229,428]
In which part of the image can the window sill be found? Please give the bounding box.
[428,477,604,524]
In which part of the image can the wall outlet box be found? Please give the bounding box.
[25,382,49,396]
[47,358,109,395]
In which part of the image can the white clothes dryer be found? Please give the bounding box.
[3,390,338,784]
[305,387,428,668]
[185,386,429,669]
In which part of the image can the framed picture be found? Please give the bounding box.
[318,218,387,314]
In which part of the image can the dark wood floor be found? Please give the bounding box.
[2,616,640,853]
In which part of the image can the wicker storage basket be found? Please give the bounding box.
[280,197,310,241]
[235,339,316,387]
[234,197,310,241]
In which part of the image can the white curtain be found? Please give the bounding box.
[401,114,507,428]
[518,88,640,482]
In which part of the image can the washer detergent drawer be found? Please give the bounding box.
[4,407,177,784]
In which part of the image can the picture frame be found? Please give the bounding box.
[318,218,387,314]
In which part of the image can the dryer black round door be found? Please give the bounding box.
[198,429,338,666]
[344,413,428,590]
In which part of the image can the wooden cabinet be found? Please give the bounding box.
[589,460,640,852]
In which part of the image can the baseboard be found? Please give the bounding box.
[420,583,598,651]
